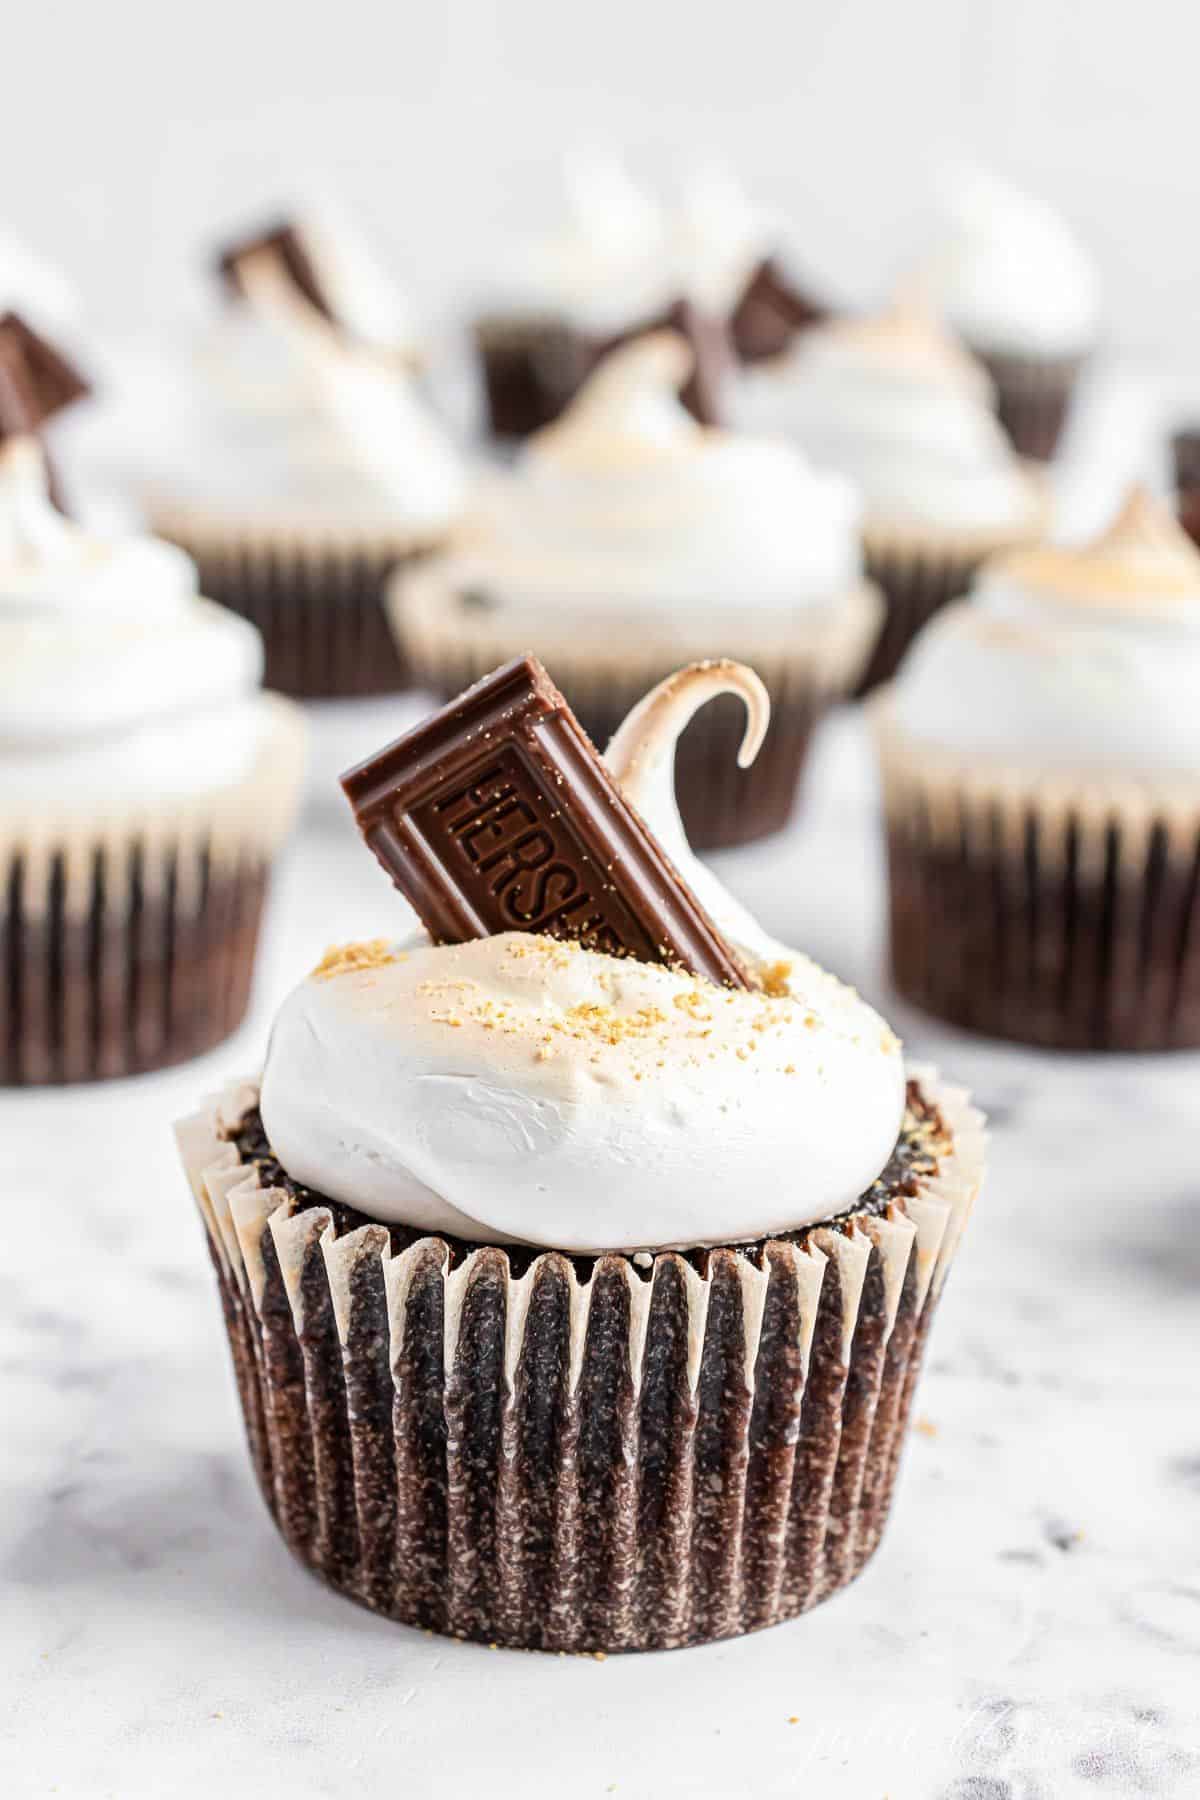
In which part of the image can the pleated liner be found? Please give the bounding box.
[147,502,452,701]
[176,1071,984,1652]
[876,703,1200,1050]
[972,347,1087,466]
[857,472,1051,699]
[1,698,306,1085]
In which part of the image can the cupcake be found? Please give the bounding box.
[876,487,1200,1050]
[143,215,466,701]
[1,438,305,1084]
[751,304,1049,693]
[473,153,731,437]
[392,331,881,849]
[922,168,1100,463]
[175,658,985,1652]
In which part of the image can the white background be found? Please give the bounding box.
[5,0,1199,361]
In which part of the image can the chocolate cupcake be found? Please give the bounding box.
[143,212,466,701]
[876,488,1200,1051]
[922,168,1100,463]
[2,439,305,1084]
[393,332,880,850]
[745,305,1049,692]
[176,658,985,1652]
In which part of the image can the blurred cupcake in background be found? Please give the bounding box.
[746,303,1048,692]
[874,488,1200,1051]
[143,209,467,701]
[473,152,732,438]
[392,331,880,849]
[1,439,305,1084]
[921,168,1101,463]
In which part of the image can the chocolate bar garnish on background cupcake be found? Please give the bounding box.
[217,219,336,324]
[1171,428,1200,550]
[341,655,752,987]
[0,312,91,512]
[585,296,731,427]
[729,256,829,364]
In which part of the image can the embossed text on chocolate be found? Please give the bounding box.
[417,749,629,954]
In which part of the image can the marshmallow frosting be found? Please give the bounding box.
[462,331,863,614]
[890,488,1200,774]
[0,440,271,810]
[157,234,465,533]
[761,307,1042,534]
[260,663,907,1253]
[502,151,673,333]
[927,168,1100,360]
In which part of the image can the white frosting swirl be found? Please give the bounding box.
[890,489,1200,773]
[756,306,1042,534]
[0,440,271,809]
[154,242,465,534]
[671,165,774,315]
[0,226,78,330]
[926,167,1100,359]
[259,662,907,1253]
[463,331,863,612]
[502,151,673,332]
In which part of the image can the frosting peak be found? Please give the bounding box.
[927,166,1100,358]
[463,333,863,612]
[994,487,1200,611]
[0,440,76,571]
[1,448,268,802]
[890,488,1200,775]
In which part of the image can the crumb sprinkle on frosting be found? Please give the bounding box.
[312,938,400,981]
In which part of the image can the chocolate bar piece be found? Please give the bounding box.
[217,220,334,324]
[585,295,731,427]
[341,657,751,988]
[730,258,828,365]
[0,312,90,432]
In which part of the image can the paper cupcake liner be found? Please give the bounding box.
[176,1070,983,1652]
[148,502,451,701]
[859,488,1049,696]
[473,314,588,440]
[1,697,306,1084]
[875,705,1200,1050]
[390,567,882,850]
[972,348,1087,464]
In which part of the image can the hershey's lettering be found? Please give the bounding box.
[426,754,630,950]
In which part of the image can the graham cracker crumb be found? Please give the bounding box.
[762,959,793,998]
[312,938,397,981]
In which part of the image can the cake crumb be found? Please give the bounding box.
[311,938,397,981]
[913,1416,938,1439]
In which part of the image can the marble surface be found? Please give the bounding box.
[3,363,1199,1799]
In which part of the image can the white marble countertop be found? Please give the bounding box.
[4,366,1199,1798]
